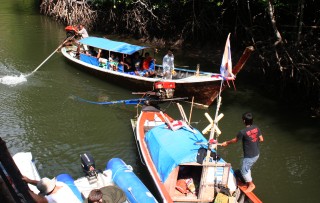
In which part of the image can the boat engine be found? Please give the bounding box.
[65,25,78,38]
[154,82,175,99]
[80,152,98,178]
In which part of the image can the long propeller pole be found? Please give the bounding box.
[26,36,74,77]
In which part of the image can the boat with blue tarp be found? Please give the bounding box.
[130,102,262,203]
[61,34,254,107]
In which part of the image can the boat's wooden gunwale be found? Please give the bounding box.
[136,111,174,203]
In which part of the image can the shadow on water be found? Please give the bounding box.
[222,80,320,143]
[207,80,320,202]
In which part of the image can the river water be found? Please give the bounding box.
[0,1,319,202]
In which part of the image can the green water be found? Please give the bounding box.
[0,1,319,202]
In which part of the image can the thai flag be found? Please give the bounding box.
[219,33,235,80]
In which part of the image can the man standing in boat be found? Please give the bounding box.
[78,24,89,39]
[221,112,264,193]
[162,49,175,79]
[77,24,89,54]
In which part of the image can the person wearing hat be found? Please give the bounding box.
[22,176,81,203]
[221,112,264,193]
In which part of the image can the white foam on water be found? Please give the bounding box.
[0,74,27,86]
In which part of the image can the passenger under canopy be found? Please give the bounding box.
[79,37,148,54]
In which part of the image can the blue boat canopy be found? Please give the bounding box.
[79,37,148,55]
[145,124,208,182]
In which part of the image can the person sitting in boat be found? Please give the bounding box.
[97,49,107,58]
[120,56,134,73]
[141,52,156,77]
[108,52,119,71]
[162,48,175,79]
[22,176,81,203]
[108,52,119,62]
[131,52,142,72]
[97,49,109,68]
[84,185,127,203]
[132,51,152,76]
[87,46,98,57]
[142,52,154,70]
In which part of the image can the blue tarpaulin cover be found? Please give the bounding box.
[79,37,148,55]
[145,124,208,182]
[80,53,100,66]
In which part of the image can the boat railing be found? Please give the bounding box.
[154,65,218,80]
[155,64,216,75]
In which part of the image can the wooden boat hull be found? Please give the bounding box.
[61,46,254,106]
[132,108,173,202]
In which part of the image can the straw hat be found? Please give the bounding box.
[36,177,56,196]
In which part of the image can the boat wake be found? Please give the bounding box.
[0,62,28,86]
[0,75,27,86]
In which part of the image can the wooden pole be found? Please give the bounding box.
[188,96,194,124]
[26,36,74,77]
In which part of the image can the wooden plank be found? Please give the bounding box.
[221,164,230,186]
[164,166,179,196]
[198,162,215,202]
